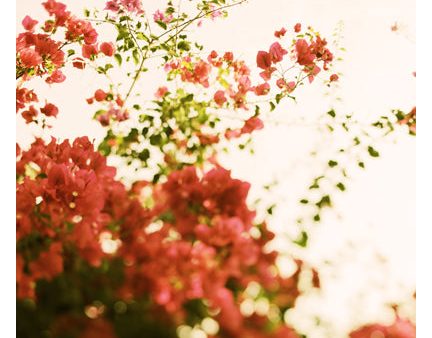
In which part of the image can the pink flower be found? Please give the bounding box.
[274,27,287,38]
[241,117,264,134]
[72,57,86,69]
[100,42,115,56]
[94,89,107,102]
[330,74,339,82]
[82,44,98,59]
[40,103,59,117]
[254,83,270,96]
[153,10,173,23]
[295,39,315,66]
[19,48,42,68]
[22,16,38,31]
[269,42,288,63]
[214,90,227,106]
[256,51,272,69]
[155,86,168,99]
[46,69,66,84]
[294,23,301,33]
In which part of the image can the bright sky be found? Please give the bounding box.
[16,0,415,337]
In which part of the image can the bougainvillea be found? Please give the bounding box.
[16,0,415,337]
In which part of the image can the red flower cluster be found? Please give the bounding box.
[16,137,131,298]
[86,89,128,126]
[105,0,145,15]
[256,42,288,81]
[294,30,334,82]
[16,0,115,124]
[116,166,304,335]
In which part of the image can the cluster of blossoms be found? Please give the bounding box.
[153,9,174,24]
[118,165,309,336]
[349,315,416,338]
[158,38,335,149]
[17,137,311,337]
[87,89,128,126]
[258,23,337,87]
[16,137,124,298]
[105,0,145,15]
[16,0,114,124]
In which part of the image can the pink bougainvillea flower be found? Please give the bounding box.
[294,23,301,33]
[269,42,288,63]
[40,103,59,117]
[19,48,42,68]
[82,44,98,59]
[155,86,168,99]
[214,90,227,106]
[100,42,115,56]
[121,0,145,14]
[21,105,38,123]
[223,51,234,62]
[105,1,120,12]
[254,83,270,96]
[22,15,38,31]
[295,39,315,66]
[330,73,339,82]
[72,57,86,69]
[274,27,287,38]
[256,50,272,69]
[241,117,264,134]
[46,69,66,84]
[259,67,276,81]
[94,89,107,102]
[153,9,173,23]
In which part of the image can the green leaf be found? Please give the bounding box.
[266,204,276,215]
[114,53,122,66]
[327,109,336,118]
[269,101,276,111]
[156,21,167,30]
[138,149,150,162]
[367,146,380,157]
[358,161,365,168]
[336,182,346,191]
[316,195,332,208]
[293,231,308,247]
[132,49,140,65]
[177,41,191,51]
[328,160,338,168]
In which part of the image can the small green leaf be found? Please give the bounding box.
[328,160,338,168]
[266,204,276,215]
[177,41,191,51]
[316,195,332,208]
[114,53,122,66]
[156,21,167,30]
[367,146,380,157]
[132,49,140,65]
[336,182,346,191]
[293,231,308,247]
[327,109,336,118]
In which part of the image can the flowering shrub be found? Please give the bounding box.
[16,0,415,337]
